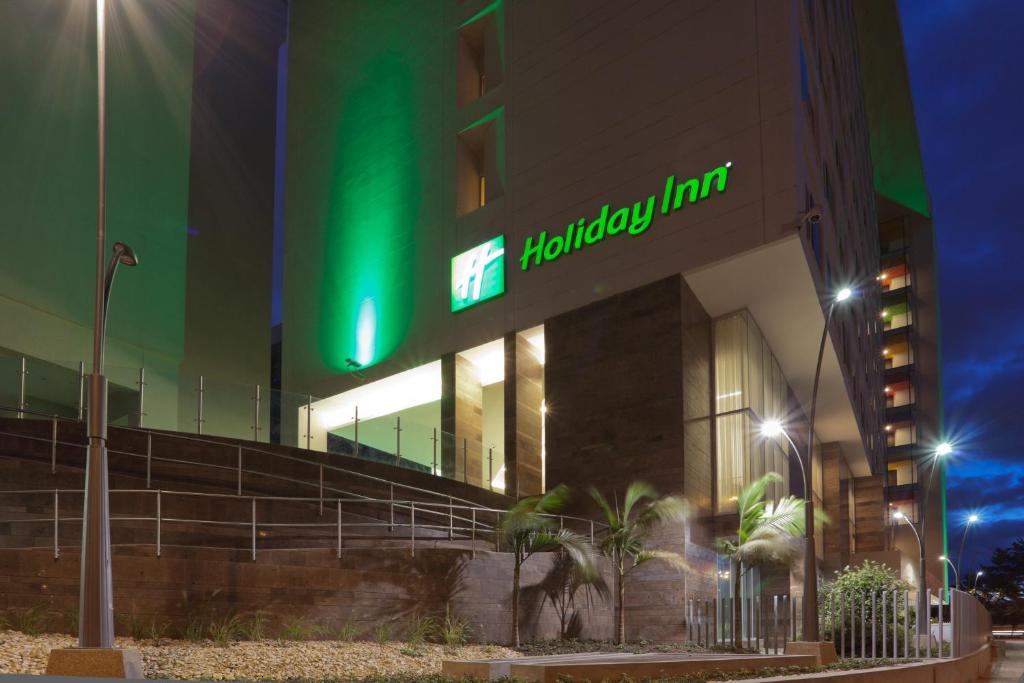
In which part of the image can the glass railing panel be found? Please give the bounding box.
[392,403,441,475]
[25,357,83,420]
[105,364,142,427]
[0,355,23,416]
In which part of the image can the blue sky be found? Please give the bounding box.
[899,0,1024,572]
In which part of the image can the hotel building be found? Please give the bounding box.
[0,0,946,640]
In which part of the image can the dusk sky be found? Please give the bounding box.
[899,0,1024,573]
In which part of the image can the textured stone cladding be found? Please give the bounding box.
[544,274,714,641]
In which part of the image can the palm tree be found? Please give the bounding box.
[499,484,594,647]
[590,482,690,644]
[715,472,808,648]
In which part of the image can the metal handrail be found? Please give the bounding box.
[0,419,607,534]
[0,488,545,561]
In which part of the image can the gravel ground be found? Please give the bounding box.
[0,630,519,681]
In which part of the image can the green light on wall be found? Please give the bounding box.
[451,235,505,312]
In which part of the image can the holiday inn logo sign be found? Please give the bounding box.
[451,235,506,312]
[450,161,731,310]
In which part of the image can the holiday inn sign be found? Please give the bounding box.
[450,161,731,311]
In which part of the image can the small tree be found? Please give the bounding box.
[819,560,913,656]
[715,472,807,649]
[537,550,609,640]
[500,484,593,647]
[976,538,1024,634]
[590,481,690,644]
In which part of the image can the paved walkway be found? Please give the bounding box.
[985,640,1024,683]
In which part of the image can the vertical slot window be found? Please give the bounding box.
[457,6,504,107]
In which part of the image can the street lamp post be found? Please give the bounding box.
[910,442,952,635]
[955,514,979,586]
[972,570,983,590]
[79,0,139,649]
[939,555,959,590]
[801,286,852,641]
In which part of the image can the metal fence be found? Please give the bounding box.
[686,588,991,659]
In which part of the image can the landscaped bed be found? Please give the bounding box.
[0,630,517,680]
[0,629,917,682]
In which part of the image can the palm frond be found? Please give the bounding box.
[622,481,657,523]
[628,549,690,574]
[737,472,782,520]
[634,495,690,534]
[589,487,620,529]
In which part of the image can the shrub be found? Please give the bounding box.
[183,616,206,642]
[405,614,436,645]
[6,605,49,636]
[239,611,269,641]
[820,560,915,656]
[374,622,393,643]
[281,616,323,641]
[439,608,471,647]
[334,622,360,642]
[208,613,243,645]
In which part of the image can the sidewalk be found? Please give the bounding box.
[985,640,1024,683]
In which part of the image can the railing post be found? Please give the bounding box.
[252,384,261,442]
[251,496,256,561]
[77,361,85,421]
[353,405,359,458]
[51,416,58,473]
[318,463,324,516]
[394,415,402,466]
[432,428,438,476]
[926,588,932,658]
[388,484,394,532]
[462,438,468,484]
[305,394,312,450]
[488,447,493,491]
[17,356,26,418]
[861,592,866,658]
[590,520,594,545]
[773,595,779,654]
[410,501,415,558]
[937,588,944,658]
[471,508,476,558]
[336,499,342,559]
[237,445,243,496]
[136,367,146,428]
[871,591,877,658]
[448,497,453,540]
[146,432,152,488]
[156,490,162,557]
[53,489,59,559]
[904,589,910,658]
[196,375,205,434]
[882,590,887,658]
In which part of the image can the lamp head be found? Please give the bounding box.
[893,510,905,520]
[977,570,984,576]
[113,242,139,266]
[835,287,853,303]
[761,419,784,438]
[968,514,979,524]
[939,555,947,561]
[936,442,953,457]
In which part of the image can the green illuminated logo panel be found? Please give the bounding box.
[451,235,505,312]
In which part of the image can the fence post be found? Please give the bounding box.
[305,394,312,450]
[839,592,845,657]
[937,588,944,658]
[77,361,85,421]
[252,384,261,442]
[196,375,205,434]
[17,356,26,419]
[51,416,58,473]
[53,490,59,559]
[237,445,243,496]
[353,405,359,458]
[136,367,145,428]
[926,588,932,658]
[336,499,342,559]
[904,589,910,658]
[156,490,162,557]
[251,496,257,561]
[146,432,152,488]
[410,501,415,558]
[871,591,877,658]
[394,415,402,466]
[590,520,594,545]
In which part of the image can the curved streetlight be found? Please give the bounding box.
[801,286,854,641]
[939,555,959,590]
[78,0,140,651]
[955,514,980,586]
[972,570,984,590]
[909,441,953,634]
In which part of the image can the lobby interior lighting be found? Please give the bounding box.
[313,360,442,429]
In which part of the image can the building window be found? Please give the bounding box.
[456,109,504,216]
[457,6,504,107]
[714,311,792,513]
